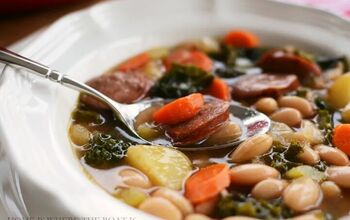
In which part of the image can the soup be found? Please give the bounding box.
[69,29,350,220]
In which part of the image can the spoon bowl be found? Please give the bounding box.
[0,47,270,150]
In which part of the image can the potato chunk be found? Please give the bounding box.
[126,145,192,190]
[328,73,350,109]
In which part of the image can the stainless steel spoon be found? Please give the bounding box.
[0,47,271,151]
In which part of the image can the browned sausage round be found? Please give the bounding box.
[80,72,153,109]
[232,74,300,99]
[166,99,229,146]
[257,50,321,78]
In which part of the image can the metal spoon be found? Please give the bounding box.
[0,47,270,150]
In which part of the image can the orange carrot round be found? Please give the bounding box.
[185,163,230,204]
[333,124,350,156]
[164,49,213,72]
[207,77,231,101]
[118,53,150,72]
[153,93,204,125]
[223,30,260,48]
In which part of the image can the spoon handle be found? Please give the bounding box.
[0,47,127,122]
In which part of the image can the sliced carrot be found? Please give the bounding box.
[333,124,350,156]
[185,163,230,204]
[164,49,213,72]
[207,77,231,101]
[223,30,260,48]
[118,53,150,72]
[153,93,204,125]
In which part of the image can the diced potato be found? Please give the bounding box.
[299,120,324,145]
[69,124,91,146]
[328,73,350,109]
[126,145,192,190]
[285,165,325,182]
[136,123,160,140]
[205,122,242,145]
[147,47,169,60]
[341,103,350,122]
[144,60,165,80]
[115,187,148,207]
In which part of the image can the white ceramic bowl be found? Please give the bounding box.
[1,0,350,218]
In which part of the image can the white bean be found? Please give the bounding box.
[119,168,152,189]
[194,197,218,216]
[283,177,322,212]
[184,214,211,220]
[270,108,302,127]
[139,197,182,220]
[231,134,273,163]
[251,179,287,200]
[278,96,314,118]
[298,145,320,165]
[230,164,280,186]
[152,188,193,215]
[314,145,349,166]
[321,181,342,198]
[326,166,350,188]
[254,97,278,115]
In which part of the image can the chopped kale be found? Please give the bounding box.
[209,44,238,67]
[215,191,294,219]
[72,108,105,125]
[209,45,267,78]
[237,47,269,62]
[258,142,328,173]
[317,110,333,145]
[257,142,303,174]
[316,55,349,72]
[314,159,328,172]
[215,66,246,78]
[295,88,309,98]
[84,133,132,168]
[210,44,268,63]
[314,97,334,145]
[151,64,214,98]
[315,97,332,111]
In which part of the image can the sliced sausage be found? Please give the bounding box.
[232,73,300,99]
[166,100,230,146]
[257,50,321,78]
[80,71,152,109]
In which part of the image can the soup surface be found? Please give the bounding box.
[69,29,350,220]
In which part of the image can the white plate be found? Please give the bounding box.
[1,0,350,218]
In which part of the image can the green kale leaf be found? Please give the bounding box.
[317,110,333,145]
[151,64,214,98]
[215,191,294,219]
[84,133,132,168]
[257,142,303,175]
[209,45,267,78]
[314,97,334,145]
